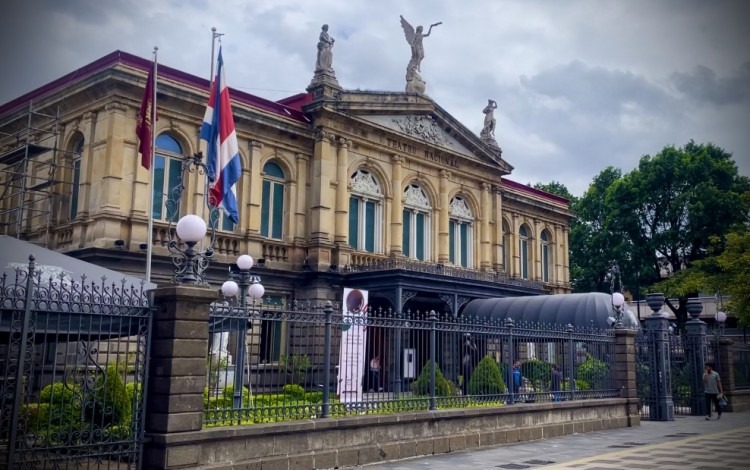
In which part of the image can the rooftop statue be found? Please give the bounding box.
[399,15,442,94]
[480,99,498,145]
[309,24,340,89]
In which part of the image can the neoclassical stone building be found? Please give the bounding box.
[0,50,571,317]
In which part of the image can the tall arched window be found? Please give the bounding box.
[519,225,530,279]
[402,184,431,261]
[69,137,84,221]
[261,161,285,240]
[502,219,511,274]
[449,196,473,268]
[541,229,551,282]
[348,169,383,253]
[153,134,183,222]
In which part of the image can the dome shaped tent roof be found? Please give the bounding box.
[461,292,640,329]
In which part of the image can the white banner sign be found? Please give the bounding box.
[337,288,368,403]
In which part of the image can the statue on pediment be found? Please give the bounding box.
[400,15,442,94]
[309,24,341,89]
[480,99,498,145]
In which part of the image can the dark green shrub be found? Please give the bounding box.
[91,364,131,426]
[468,355,506,395]
[305,391,323,403]
[576,355,609,390]
[411,360,456,396]
[38,381,81,426]
[520,359,552,391]
[21,403,50,432]
[283,384,306,399]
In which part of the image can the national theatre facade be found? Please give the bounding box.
[0,48,572,319]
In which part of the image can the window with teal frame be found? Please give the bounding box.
[402,184,432,261]
[259,295,286,363]
[152,134,183,222]
[348,169,382,253]
[519,225,530,279]
[449,196,473,268]
[69,138,83,221]
[261,161,285,240]
[541,229,551,282]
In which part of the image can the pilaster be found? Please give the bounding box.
[562,226,570,284]
[247,140,264,235]
[492,188,503,272]
[533,218,541,281]
[511,212,519,277]
[294,153,309,243]
[99,101,128,212]
[334,138,351,245]
[480,183,491,270]
[438,170,451,264]
[554,224,563,285]
[390,155,403,255]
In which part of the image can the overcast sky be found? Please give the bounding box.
[2,0,748,195]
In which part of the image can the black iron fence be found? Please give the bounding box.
[0,256,152,469]
[205,301,618,427]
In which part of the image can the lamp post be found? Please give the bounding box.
[221,254,264,410]
[611,292,626,328]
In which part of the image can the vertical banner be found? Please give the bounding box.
[337,288,368,403]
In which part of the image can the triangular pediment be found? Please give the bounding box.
[308,90,513,175]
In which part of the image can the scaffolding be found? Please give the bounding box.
[0,101,75,248]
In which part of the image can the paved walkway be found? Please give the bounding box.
[362,412,750,469]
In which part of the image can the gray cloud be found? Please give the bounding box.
[0,0,748,196]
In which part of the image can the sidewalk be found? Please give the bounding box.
[361,411,750,469]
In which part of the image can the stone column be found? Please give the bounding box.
[492,187,503,272]
[310,129,336,243]
[562,226,570,284]
[685,299,708,416]
[294,153,308,243]
[511,212,519,277]
[390,155,403,255]
[480,183,491,270]
[438,170,451,264]
[554,224,563,285]
[533,218,541,281]
[334,138,350,245]
[77,110,98,219]
[614,327,639,425]
[99,101,128,212]
[246,140,263,235]
[718,338,735,395]
[143,285,216,469]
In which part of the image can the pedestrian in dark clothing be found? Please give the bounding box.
[461,334,477,395]
[703,362,724,420]
[551,364,562,402]
[512,360,522,394]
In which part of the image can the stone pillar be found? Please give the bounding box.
[334,138,350,245]
[294,153,308,243]
[480,183,491,270]
[643,293,674,421]
[562,226,570,284]
[438,170,451,264]
[685,299,708,416]
[77,110,98,219]
[143,285,216,469]
[554,224,563,285]
[99,101,128,211]
[614,327,639,424]
[511,212,519,277]
[718,337,735,394]
[533,218,541,281]
[310,129,336,243]
[390,155,403,255]
[247,140,264,235]
[492,188,503,272]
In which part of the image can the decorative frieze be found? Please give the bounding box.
[391,115,450,147]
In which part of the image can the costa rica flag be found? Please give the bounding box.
[200,47,241,224]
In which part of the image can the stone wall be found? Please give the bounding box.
[145,398,638,469]
[726,390,750,412]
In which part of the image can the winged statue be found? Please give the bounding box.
[399,15,442,73]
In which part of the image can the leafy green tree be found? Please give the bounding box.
[608,141,749,326]
[533,181,576,202]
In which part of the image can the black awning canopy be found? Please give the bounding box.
[461,292,640,329]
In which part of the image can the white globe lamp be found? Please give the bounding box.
[176,215,207,243]
[248,282,265,299]
[237,254,254,271]
[221,280,239,298]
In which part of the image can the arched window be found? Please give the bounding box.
[153,134,183,222]
[261,161,285,240]
[519,225,530,279]
[449,196,473,268]
[502,219,511,273]
[541,229,551,282]
[402,184,431,261]
[69,137,84,221]
[348,169,383,253]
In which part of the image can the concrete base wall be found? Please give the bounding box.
[144,398,638,469]
[727,390,750,412]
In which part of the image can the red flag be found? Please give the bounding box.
[136,64,155,169]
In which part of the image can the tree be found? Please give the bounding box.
[607,141,749,326]
[533,181,575,202]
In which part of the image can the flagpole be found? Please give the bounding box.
[203,28,223,249]
[146,46,158,283]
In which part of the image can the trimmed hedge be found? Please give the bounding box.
[468,355,506,395]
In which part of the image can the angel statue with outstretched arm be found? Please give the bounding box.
[400,15,442,73]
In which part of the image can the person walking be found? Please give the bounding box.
[703,362,724,420]
[369,355,382,392]
[512,361,523,395]
[551,364,562,402]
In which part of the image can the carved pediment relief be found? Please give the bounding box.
[360,114,471,156]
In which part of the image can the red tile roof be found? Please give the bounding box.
[501,178,569,205]
[0,50,309,123]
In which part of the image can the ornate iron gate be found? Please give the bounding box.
[0,256,152,468]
